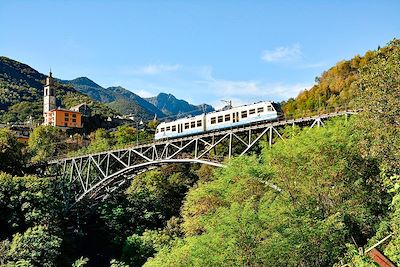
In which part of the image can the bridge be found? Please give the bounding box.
[45,110,355,205]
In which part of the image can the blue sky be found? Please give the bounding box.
[1,1,399,108]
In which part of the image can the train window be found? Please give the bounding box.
[241,110,248,118]
[218,116,223,123]
[225,114,230,121]
[211,117,216,124]
[249,109,256,115]
[166,126,171,131]
[161,128,165,132]
[267,105,273,111]
[184,123,189,129]
[191,121,195,128]
[156,129,159,133]
[257,107,264,113]
[172,125,176,131]
[197,120,202,127]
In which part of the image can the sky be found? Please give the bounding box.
[0,0,399,108]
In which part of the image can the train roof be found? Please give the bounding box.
[156,100,277,127]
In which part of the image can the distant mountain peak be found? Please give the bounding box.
[68,77,102,88]
[146,92,214,118]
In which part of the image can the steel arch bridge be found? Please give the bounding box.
[45,111,355,204]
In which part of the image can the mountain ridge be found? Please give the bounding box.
[146,92,214,118]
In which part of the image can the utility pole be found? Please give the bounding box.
[136,120,143,146]
[221,100,232,109]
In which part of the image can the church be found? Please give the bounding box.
[42,71,83,128]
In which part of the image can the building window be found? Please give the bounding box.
[72,114,76,118]
[211,117,216,124]
[65,113,69,117]
[65,118,69,121]
[241,111,248,118]
[191,121,195,128]
[72,119,76,122]
[225,114,230,121]
[257,107,264,113]
[197,120,202,127]
[184,123,189,129]
[64,123,68,127]
[249,109,256,115]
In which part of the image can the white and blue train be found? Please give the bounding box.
[154,101,282,140]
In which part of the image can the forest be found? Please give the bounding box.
[0,39,399,266]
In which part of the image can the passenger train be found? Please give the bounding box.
[154,101,282,140]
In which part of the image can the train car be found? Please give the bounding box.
[154,114,205,140]
[205,101,280,131]
[154,101,281,140]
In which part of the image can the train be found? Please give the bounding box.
[154,101,282,140]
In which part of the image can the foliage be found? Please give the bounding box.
[6,225,62,267]
[113,125,136,145]
[0,173,64,240]
[28,125,67,162]
[71,257,89,267]
[147,120,388,266]
[121,217,182,266]
[354,39,400,175]
[109,259,129,267]
[0,129,25,174]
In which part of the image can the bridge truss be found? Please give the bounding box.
[46,111,354,204]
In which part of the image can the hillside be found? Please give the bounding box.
[281,44,384,117]
[146,93,214,118]
[61,77,164,120]
[0,57,117,123]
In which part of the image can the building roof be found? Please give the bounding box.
[48,107,81,114]
[70,103,90,110]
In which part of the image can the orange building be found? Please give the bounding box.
[42,71,83,128]
[46,108,82,128]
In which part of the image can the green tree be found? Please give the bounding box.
[113,125,136,146]
[28,125,67,162]
[355,39,400,174]
[0,129,25,174]
[6,225,62,267]
[0,173,64,241]
[147,120,388,266]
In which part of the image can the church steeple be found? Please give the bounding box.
[43,71,56,124]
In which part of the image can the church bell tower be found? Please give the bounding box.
[43,71,56,124]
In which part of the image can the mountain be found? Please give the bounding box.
[60,77,165,120]
[61,78,215,120]
[146,93,214,118]
[0,57,117,123]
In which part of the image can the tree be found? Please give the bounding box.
[6,225,62,267]
[28,125,67,162]
[0,129,25,174]
[0,173,64,241]
[147,120,388,266]
[113,125,136,146]
[355,39,400,175]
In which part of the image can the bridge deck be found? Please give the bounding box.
[51,110,354,163]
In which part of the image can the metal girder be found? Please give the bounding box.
[46,110,355,204]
